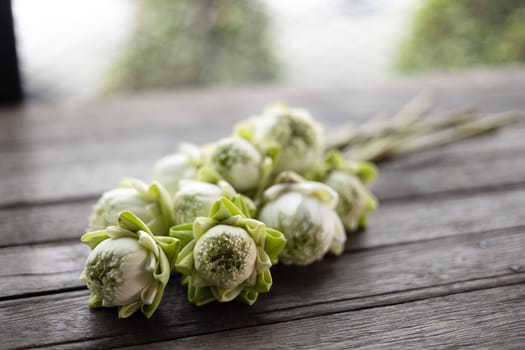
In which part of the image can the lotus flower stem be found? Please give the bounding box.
[325,91,521,163]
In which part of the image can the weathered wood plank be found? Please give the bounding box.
[0,130,523,207]
[0,242,86,298]
[374,152,525,201]
[1,69,524,146]
[1,117,522,192]
[355,186,525,249]
[0,72,523,206]
[1,272,523,349]
[379,124,525,171]
[1,225,524,333]
[123,283,525,350]
[1,181,524,249]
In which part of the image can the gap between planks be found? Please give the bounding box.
[1,183,524,249]
[0,85,523,208]
[2,223,525,302]
[1,224,524,314]
[7,274,525,350]
[114,281,525,350]
[0,128,523,209]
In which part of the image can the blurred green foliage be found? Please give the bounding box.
[104,0,278,93]
[397,0,525,72]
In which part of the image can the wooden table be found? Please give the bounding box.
[1,69,524,349]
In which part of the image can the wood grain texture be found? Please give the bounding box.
[2,191,525,297]
[1,183,524,249]
[1,228,524,349]
[0,129,523,207]
[0,242,86,299]
[124,283,525,350]
[373,152,525,201]
[1,70,524,349]
[0,71,523,207]
[1,68,524,145]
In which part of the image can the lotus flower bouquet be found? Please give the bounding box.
[80,94,519,318]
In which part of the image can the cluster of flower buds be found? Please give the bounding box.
[80,103,377,318]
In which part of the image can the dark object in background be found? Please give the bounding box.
[0,0,23,105]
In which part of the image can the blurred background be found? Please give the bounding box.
[6,0,525,104]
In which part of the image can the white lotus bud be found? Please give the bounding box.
[152,143,201,195]
[81,236,156,307]
[207,137,262,192]
[325,170,378,231]
[193,225,257,289]
[258,180,346,265]
[80,211,180,319]
[251,104,324,174]
[88,179,173,235]
[305,151,378,231]
[171,197,286,306]
[172,180,236,225]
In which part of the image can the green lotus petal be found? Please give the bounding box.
[89,178,174,235]
[356,193,378,230]
[222,214,245,228]
[305,185,338,206]
[142,281,166,319]
[118,211,153,235]
[253,268,272,293]
[367,193,379,211]
[243,218,266,246]
[81,230,110,249]
[137,230,160,257]
[190,273,211,288]
[120,177,149,198]
[174,241,196,275]
[256,156,274,198]
[105,226,136,239]
[327,169,378,231]
[118,300,142,319]
[208,198,229,219]
[175,197,281,306]
[193,217,217,241]
[116,178,174,235]
[154,236,181,268]
[311,150,378,186]
[211,285,244,302]
[238,289,259,306]
[169,223,194,248]
[141,279,160,306]
[148,181,174,235]
[233,119,255,141]
[265,174,338,208]
[355,161,377,184]
[330,241,345,255]
[81,210,178,319]
[263,228,286,264]
[196,165,223,184]
[187,280,215,306]
[181,274,190,286]
[88,293,103,308]
[153,247,171,286]
[274,170,305,185]
[209,197,244,221]
[255,247,272,273]
[230,194,256,218]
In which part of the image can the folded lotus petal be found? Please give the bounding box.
[88,179,173,235]
[258,177,346,265]
[80,211,180,319]
[171,197,285,306]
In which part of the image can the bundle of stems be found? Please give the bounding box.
[325,92,521,163]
